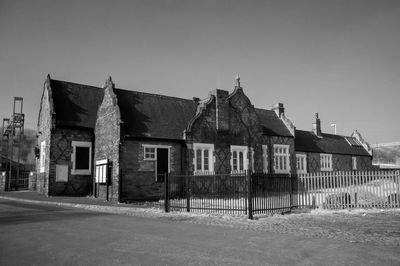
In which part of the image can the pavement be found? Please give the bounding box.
[2,198,399,265]
[1,190,400,248]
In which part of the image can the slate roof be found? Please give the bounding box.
[50,79,104,129]
[255,109,293,137]
[114,89,197,140]
[295,130,371,156]
[47,79,297,140]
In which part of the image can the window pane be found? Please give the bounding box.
[283,156,286,170]
[233,151,237,170]
[263,148,268,173]
[196,150,202,171]
[204,150,209,171]
[76,147,90,170]
[239,152,244,171]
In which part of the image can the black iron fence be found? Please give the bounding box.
[6,171,30,191]
[161,171,298,219]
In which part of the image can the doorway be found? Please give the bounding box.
[156,148,169,182]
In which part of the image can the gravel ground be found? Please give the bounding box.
[159,209,400,248]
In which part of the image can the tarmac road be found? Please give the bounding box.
[0,198,399,266]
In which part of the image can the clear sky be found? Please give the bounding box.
[0,0,399,144]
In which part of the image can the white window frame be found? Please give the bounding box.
[142,144,171,180]
[193,143,214,174]
[320,153,333,171]
[296,153,307,174]
[273,144,290,174]
[143,146,156,160]
[71,141,92,175]
[40,140,46,173]
[230,145,250,173]
[352,156,357,170]
[262,145,269,173]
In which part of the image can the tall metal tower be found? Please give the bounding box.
[1,118,10,172]
[2,97,24,190]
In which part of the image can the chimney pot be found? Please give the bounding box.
[312,113,322,136]
[272,103,284,117]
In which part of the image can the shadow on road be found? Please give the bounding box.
[0,200,114,225]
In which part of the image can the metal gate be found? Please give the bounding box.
[7,171,30,191]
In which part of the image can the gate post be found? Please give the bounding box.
[289,175,293,210]
[164,172,169,213]
[186,172,190,212]
[247,170,253,220]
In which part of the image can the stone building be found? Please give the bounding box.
[294,114,373,174]
[36,75,373,200]
[36,75,103,196]
[94,77,295,201]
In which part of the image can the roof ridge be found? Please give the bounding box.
[51,79,195,103]
[255,107,274,112]
[296,129,351,138]
[51,79,102,90]
[114,88,195,103]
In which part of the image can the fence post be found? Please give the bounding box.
[247,170,253,220]
[290,175,293,210]
[354,192,358,207]
[164,172,169,213]
[312,195,316,209]
[186,172,190,212]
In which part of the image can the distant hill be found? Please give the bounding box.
[372,142,400,168]
[0,127,37,166]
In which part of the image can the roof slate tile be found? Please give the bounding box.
[295,130,371,156]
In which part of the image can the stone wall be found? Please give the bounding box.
[36,78,53,195]
[307,153,373,173]
[94,78,121,202]
[48,128,94,196]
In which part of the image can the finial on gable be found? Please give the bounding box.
[105,76,114,88]
[235,74,241,88]
[46,74,51,80]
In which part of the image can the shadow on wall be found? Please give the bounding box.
[114,90,150,137]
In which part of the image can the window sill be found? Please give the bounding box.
[71,169,91,175]
[274,170,290,174]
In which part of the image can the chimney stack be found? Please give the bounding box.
[272,103,285,118]
[209,89,229,132]
[312,113,322,136]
